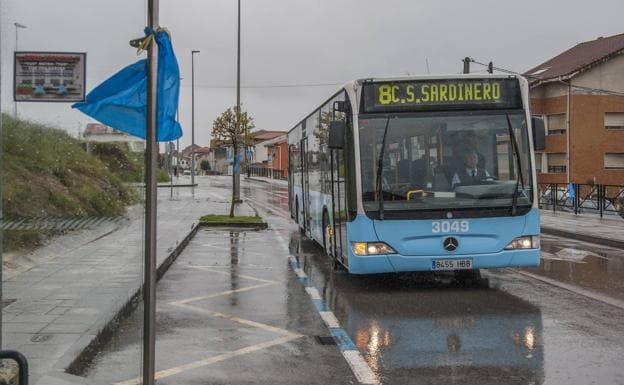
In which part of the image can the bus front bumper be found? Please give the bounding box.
[347,249,540,275]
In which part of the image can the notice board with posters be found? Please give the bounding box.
[14,51,86,102]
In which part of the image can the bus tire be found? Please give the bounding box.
[322,210,330,254]
[294,199,299,224]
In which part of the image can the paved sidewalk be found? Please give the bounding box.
[540,210,624,249]
[246,176,289,187]
[2,177,253,384]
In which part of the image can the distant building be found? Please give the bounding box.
[83,123,145,152]
[263,134,288,179]
[525,32,624,186]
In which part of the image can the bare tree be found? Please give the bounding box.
[212,106,255,217]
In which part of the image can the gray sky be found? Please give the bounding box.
[2,0,624,148]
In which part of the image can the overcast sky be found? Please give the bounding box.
[2,0,624,148]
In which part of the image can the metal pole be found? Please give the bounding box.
[191,50,199,188]
[143,0,159,383]
[234,0,241,201]
[463,57,470,74]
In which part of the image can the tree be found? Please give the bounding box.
[200,159,211,172]
[212,106,255,216]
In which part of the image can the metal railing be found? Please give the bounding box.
[246,165,286,180]
[538,183,624,217]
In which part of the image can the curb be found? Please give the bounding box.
[199,221,268,230]
[541,226,624,250]
[64,222,201,376]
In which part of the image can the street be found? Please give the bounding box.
[83,177,624,385]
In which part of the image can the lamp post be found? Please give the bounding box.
[191,50,200,187]
[14,22,27,117]
[234,0,242,201]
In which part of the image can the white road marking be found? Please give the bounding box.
[305,287,322,300]
[114,335,302,385]
[319,311,340,328]
[508,269,624,311]
[170,282,276,306]
[343,350,379,385]
[189,265,279,284]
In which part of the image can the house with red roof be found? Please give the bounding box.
[525,33,624,186]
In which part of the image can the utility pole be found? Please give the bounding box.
[13,22,27,117]
[191,50,200,188]
[143,0,159,382]
[463,57,471,74]
[234,0,242,202]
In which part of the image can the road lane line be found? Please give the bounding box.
[286,251,379,385]
[189,266,279,284]
[170,282,276,306]
[319,311,340,328]
[506,269,624,311]
[114,335,302,385]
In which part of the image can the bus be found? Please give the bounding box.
[288,74,545,276]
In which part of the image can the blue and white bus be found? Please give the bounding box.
[288,75,545,275]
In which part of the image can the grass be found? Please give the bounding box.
[199,214,264,224]
[1,114,140,250]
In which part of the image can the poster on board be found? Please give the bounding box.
[14,52,86,102]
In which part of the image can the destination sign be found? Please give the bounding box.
[361,78,522,113]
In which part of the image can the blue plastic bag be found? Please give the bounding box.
[73,29,182,142]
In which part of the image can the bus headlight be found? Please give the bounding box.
[352,242,396,256]
[504,235,539,250]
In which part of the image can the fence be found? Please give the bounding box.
[246,165,286,180]
[537,183,624,217]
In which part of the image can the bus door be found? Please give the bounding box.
[301,137,310,232]
[330,139,349,264]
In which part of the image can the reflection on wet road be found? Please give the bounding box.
[527,235,624,301]
[246,179,624,385]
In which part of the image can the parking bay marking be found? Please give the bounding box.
[116,265,301,385]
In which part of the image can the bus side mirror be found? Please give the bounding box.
[531,117,545,151]
[328,121,345,149]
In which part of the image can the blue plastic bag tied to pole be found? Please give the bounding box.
[73,28,182,142]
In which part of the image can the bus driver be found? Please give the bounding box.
[451,149,490,187]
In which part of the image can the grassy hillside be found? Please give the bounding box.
[1,114,139,250]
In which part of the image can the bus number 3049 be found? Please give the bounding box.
[431,220,469,233]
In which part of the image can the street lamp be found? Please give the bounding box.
[191,50,200,187]
[14,22,27,117]
[234,0,242,201]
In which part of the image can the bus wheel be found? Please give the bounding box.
[322,211,330,254]
[294,200,299,224]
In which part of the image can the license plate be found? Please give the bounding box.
[432,258,473,271]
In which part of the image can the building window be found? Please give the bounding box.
[604,112,624,130]
[604,153,624,170]
[534,152,543,173]
[546,113,566,135]
[547,153,566,174]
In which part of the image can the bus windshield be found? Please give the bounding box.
[358,112,533,219]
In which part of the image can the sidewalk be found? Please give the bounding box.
[540,210,624,249]
[245,175,289,187]
[2,178,254,384]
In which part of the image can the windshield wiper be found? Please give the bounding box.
[375,117,391,220]
[505,114,525,216]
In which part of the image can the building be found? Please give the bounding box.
[263,134,288,179]
[250,130,287,165]
[83,123,145,152]
[525,33,624,186]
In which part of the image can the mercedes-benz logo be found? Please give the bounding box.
[443,237,458,252]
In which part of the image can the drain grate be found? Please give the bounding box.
[314,335,337,345]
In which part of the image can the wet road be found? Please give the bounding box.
[244,179,624,385]
[83,177,624,384]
